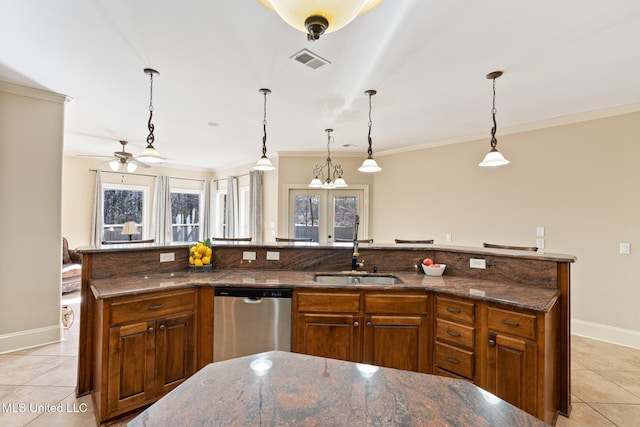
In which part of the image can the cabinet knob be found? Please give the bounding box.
[366,321,372,327]
[159,324,166,330]
[148,327,154,333]
[354,321,359,327]
[489,339,496,347]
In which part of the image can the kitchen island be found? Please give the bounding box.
[76,242,574,425]
[128,350,550,427]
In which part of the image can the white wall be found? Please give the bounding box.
[0,82,67,353]
[371,111,640,348]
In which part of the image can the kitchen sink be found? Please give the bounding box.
[313,273,403,285]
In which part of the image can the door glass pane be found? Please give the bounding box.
[333,196,358,241]
[294,195,319,242]
[171,192,200,242]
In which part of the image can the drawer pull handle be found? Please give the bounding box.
[446,307,461,314]
[501,319,520,327]
[354,321,359,327]
[149,304,164,310]
[445,356,460,364]
[446,330,461,337]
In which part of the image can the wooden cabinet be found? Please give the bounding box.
[293,290,430,373]
[95,289,197,424]
[484,303,558,425]
[434,296,476,381]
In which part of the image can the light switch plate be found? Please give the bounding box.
[242,251,257,260]
[470,258,486,269]
[266,251,280,260]
[537,239,545,249]
[620,243,631,255]
[536,226,545,237]
[160,252,175,262]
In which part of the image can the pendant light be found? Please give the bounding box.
[137,68,165,164]
[358,89,382,173]
[257,0,384,41]
[309,129,347,189]
[479,71,510,167]
[254,88,276,171]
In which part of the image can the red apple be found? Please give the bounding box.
[422,258,433,266]
[432,264,440,268]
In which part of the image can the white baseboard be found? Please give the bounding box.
[572,318,640,350]
[0,324,62,354]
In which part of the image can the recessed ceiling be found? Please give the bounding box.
[1,0,639,171]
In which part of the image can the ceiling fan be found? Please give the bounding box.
[107,140,150,173]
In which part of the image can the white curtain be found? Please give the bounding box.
[202,179,213,241]
[249,171,263,243]
[90,169,104,245]
[226,176,238,238]
[152,175,172,245]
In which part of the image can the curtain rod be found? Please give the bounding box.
[89,169,251,183]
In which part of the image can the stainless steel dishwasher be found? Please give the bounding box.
[213,288,292,362]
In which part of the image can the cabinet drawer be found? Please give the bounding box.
[296,292,360,313]
[364,294,428,314]
[110,290,196,325]
[435,342,474,379]
[487,307,536,340]
[436,319,474,349]
[436,297,475,325]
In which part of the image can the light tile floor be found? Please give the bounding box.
[1,291,639,426]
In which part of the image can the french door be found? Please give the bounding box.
[287,187,368,243]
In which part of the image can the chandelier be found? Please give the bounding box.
[309,129,347,189]
[257,0,384,41]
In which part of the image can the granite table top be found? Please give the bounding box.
[91,269,559,312]
[127,351,550,427]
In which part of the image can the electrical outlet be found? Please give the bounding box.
[160,252,175,262]
[242,251,256,260]
[266,251,280,260]
[620,243,631,255]
[537,239,545,249]
[470,258,486,269]
[445,233,452,242]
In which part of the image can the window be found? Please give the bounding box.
[103,184,148,242]
[170,189,202,242]
[214,186,250,238]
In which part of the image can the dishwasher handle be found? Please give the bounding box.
[243,297,263,304]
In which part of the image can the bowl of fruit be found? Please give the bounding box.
[421,258,446,276]
[189,239,213,272]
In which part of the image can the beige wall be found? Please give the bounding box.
[371,112,640,347]
[0,82,67,352]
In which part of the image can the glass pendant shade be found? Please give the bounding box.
[309,177,323,188]
[479,149,510,167]
[137,146,164,163]
[333,177,347,187]
[258,0,383,36]
[109,160,120,172]
[126,162,138,173]
[254,155,276,171]
[358,157,382,173]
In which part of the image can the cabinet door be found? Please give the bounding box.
[294,313,360,362]
[107,320,155,414]
[486,332,538,416]
[363,315,429,373]
[155,312,196,396]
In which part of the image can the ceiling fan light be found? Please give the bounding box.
[358,157,382,173]
[126,162,138,173]
[309,177,323,188]
[137,146,164,163]
[254,156,276,171]
[109,159,120,172]
[479,149,510,167]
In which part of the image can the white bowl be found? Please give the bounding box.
[422,263,446,276]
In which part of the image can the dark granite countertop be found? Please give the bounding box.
[127,351,550,427]
[91,269,558,312]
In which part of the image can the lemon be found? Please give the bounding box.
[194,259,203,266]
[198,245,207,254]
[189,256,195,265]
[202,256,210,265]
[205,248,212,257]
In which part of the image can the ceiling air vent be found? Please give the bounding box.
[290,49,330,70]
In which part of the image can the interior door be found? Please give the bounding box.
[288,188,366,243]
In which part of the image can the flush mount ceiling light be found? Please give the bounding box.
[257,0,384,41]
[254,88,276,171]
[137,68,165,164]
[309,129,347,189]
[479,71,510,167]
[358,89,382,173]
